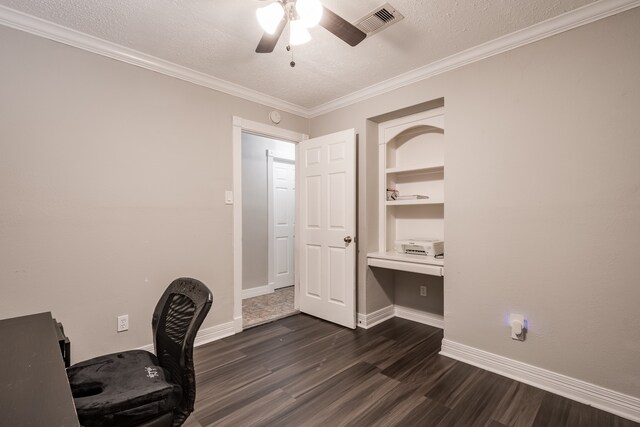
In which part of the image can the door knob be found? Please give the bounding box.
[344,236,352,244]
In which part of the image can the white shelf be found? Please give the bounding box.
[369,251,444,266]
[386,199,444,206]
[367,252,444,276]
[377,107,445,277]
[386,164,444,175]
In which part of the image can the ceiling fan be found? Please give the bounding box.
[255,0,367,54]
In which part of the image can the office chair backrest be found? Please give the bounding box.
[152,277,212,426]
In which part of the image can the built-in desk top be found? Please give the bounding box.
[0,312,80,426]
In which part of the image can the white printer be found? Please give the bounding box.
[394,239,444,256]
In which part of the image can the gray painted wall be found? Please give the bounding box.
[0,25,308,363]
[310,9,640,398]
[241,134,295,291]
[1,5,639,402]
[393,272,444,315]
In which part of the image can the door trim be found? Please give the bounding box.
[232,117,307,332]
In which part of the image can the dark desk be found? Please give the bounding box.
[0,312,80,427]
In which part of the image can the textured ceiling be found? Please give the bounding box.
[0,0,596,109]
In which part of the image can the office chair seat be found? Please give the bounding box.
[67,278,212,427]
[68,350,182,427]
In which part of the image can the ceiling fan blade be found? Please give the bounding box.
[255,15,287,53]
[319,6,366,47]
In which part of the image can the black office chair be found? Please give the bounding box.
[67,278,213,427]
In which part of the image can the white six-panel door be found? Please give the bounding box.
[272,159,295,289]
[298,129,356,329]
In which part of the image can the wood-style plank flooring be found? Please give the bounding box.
[184,314,637,427]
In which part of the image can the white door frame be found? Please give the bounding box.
[267,150,296,292]
[232,116,307,332]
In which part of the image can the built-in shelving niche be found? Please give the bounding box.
[366,104,445,330]
[372,107,445,272]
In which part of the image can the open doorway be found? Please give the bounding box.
[233,117,357,332]
[241,132,297,328]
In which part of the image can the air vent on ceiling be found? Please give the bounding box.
[355,3,404,37]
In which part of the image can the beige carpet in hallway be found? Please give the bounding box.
[242,286,296,328]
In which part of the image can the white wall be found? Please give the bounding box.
[310,8,640,399]
[241,133,295,291]
[0,25,308,362]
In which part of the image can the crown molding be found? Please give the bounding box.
[0,5,310,118]
[307,0,640,117]
[1,0,638,119]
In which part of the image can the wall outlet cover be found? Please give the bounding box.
[117,314,129,332]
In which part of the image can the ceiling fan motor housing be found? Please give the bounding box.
[284,0,300,21]
[255,0,367,54]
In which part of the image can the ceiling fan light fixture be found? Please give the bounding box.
[296,0,323,27]
[289,19,311,45]
[256,2,285,35]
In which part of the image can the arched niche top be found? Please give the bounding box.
[385,124,444,170]
[385,124,444,147]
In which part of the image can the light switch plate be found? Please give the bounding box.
[225,190,233,205]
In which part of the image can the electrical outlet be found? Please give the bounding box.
[420,286,427,297]
[117,314,129,332]
[510,313,526,341]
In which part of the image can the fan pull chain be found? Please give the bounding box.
[286,44,296,68]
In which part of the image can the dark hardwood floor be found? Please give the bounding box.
[184,314,637,427]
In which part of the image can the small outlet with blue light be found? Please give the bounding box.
[510,313,526,341]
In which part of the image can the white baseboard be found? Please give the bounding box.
[137,342,154,352]
[233,316,243,333]
[357,305,395,328]
[193,321,236,347]
[357,304,444,329]
[241,284,273,299]
[137,320,236,353]
[440,339,640,423]
[394,305,445,329]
